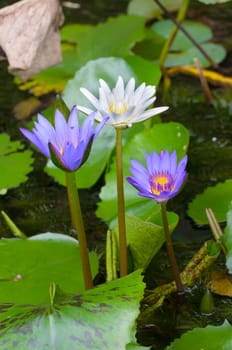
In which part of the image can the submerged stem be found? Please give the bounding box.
[161,202,183,292]
[65,172,93,290]
[116,127,128,277]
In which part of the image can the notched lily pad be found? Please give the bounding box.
[0,133,34,192]
[0,270,145,350]
[0,232,98,304]
[166,320,232,350]
[188,180,232,225]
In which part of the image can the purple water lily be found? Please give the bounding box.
[20,107,107,172]
[127,150,188,203]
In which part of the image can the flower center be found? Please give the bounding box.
[109,101,127,114]
[151,173,174,195]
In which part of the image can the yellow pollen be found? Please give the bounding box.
[59,147,64,156]
[109,101,127,114]
[151,174,171,195]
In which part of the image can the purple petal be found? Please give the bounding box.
[176,155,188,174]
[67,107,79,147]
[20,128,50,157]
[54,109,67,147]
[169,151,177,174]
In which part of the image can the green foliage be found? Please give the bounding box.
[18,15,147,96]
[151,19,226,67]
[0,233,98,304]
[0,269,145,350]
[62,56,162,109]
[114,214,179,270]
[97,122,189,226]
[188,180,232,225]
[0,133,34,193]
[166,320,232,350]
[223,201,232,272]
[127,0,182,20]
[44,56,161,188]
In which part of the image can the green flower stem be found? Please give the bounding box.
[65,172,93,290]
[160,202,183,292]
[116,127,128,277]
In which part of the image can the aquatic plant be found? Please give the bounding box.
[77,76,168,277]
[127,150,188,291]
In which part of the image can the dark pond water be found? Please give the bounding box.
[0,1,232,348]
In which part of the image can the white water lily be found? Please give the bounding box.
[76,76,169,128]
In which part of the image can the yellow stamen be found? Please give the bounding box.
[109,101,127,114]
[151,174,173,195]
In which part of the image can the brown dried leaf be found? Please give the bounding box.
[210,270,232,297]
[0,0,64,80]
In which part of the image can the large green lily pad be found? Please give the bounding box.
[188,180,232,225]
[0,270,145,350]
[166,320,232,350]
[0,233,98,304]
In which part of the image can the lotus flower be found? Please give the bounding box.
[20,107,107,172]
[127,150,188,203]
[76,76,168,128]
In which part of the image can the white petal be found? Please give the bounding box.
[80,87,100,109]
[99,79,112,95]
[125,78,135,98]
[76,105,93,115]
[113,76,125,100]
[133,106,169,123]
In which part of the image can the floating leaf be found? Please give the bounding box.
[97,122,189,226]
[0,270,145,350]
[0,133,34,192]
[151,19,226,67]
[0,233,98,304]
[166,320,232,350]
[164,43,226,67]
[17,15,146,96]
[128,0,182,21]
[188,180,232,225]
[63,56,162,109]
[152,20,212,51]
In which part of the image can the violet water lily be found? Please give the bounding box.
[127,150,188,203]
[20,107,107,172]
[20,106,108,290]
[76,75,168,128]
[127,150,188,292]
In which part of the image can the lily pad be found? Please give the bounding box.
[151,19,226,67]
[0,233,98,304]
[0,133,34,192]
[17,15,147,96]
[0,270,145,350]
[188,180,232,225]
[166,320,232,350]
[97,122,189,226]
[128,0,182,21]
